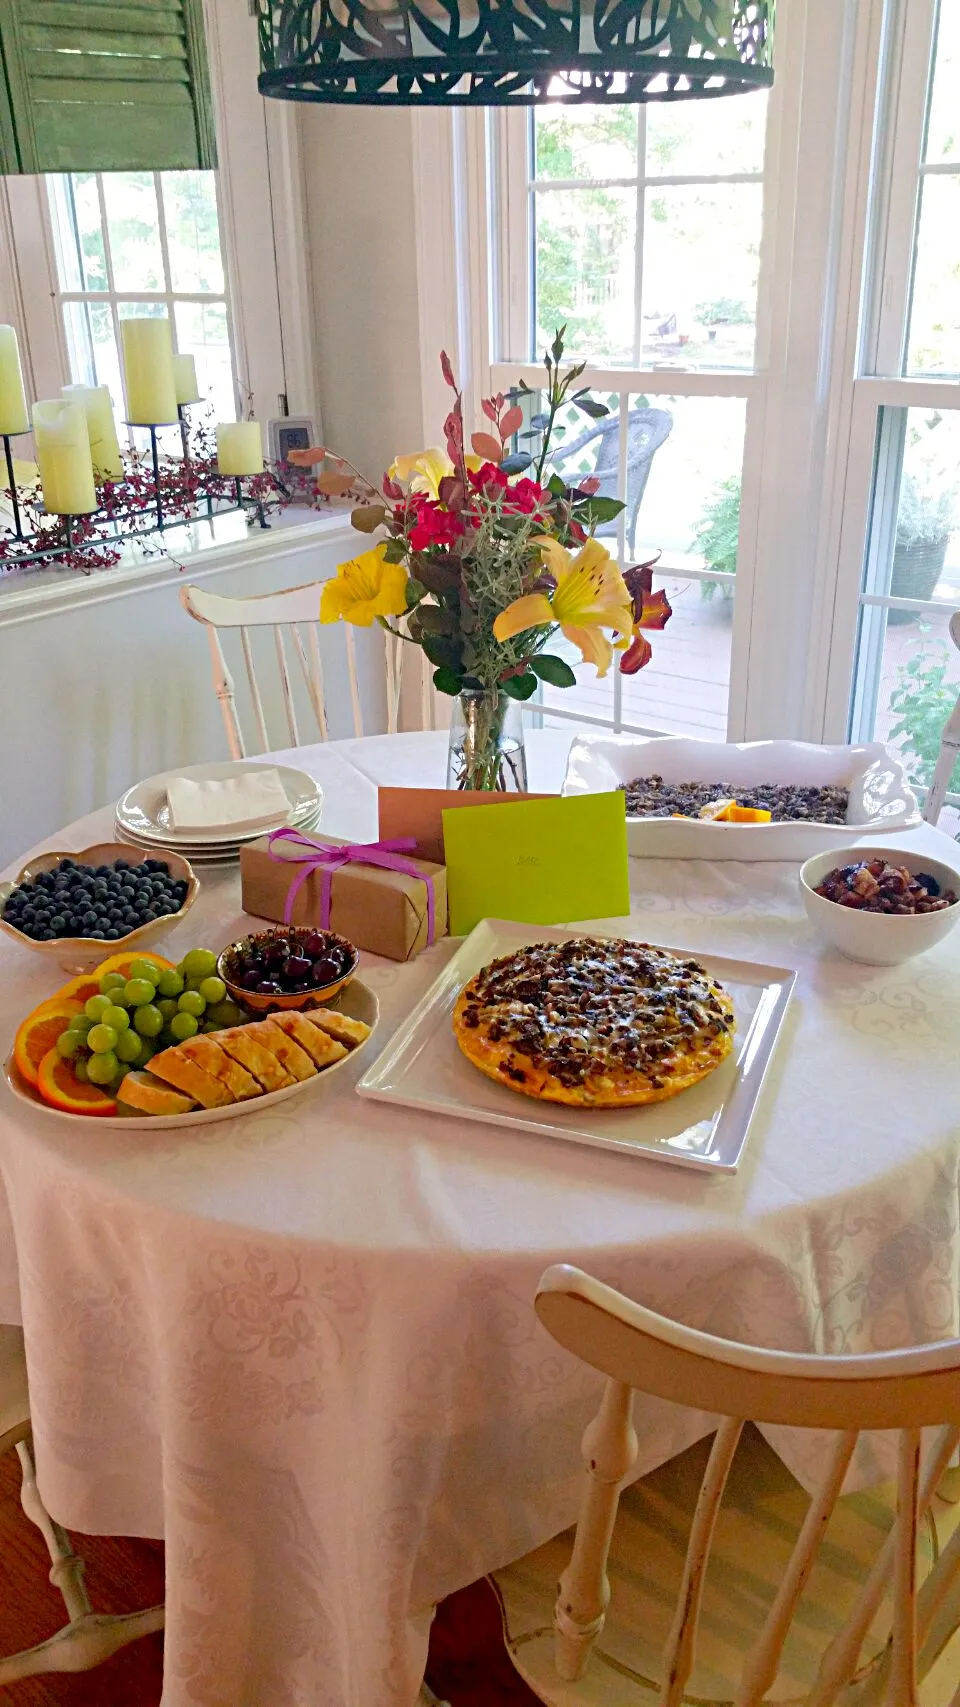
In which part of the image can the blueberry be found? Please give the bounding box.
[59,858,74,871]
[114,859,130,871]
[104,928,120,940]
[49,913,66,931]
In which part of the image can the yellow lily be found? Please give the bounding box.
[493,536,633,678]
[320,543,408,627]
[388,446,482,500]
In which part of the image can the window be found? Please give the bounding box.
[490,88,772,740]
[47,169,237,437]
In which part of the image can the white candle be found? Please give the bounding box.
[172,354,201,405]
[121,318,178,425]
[33,400,96,515]
[0,325,29,437]
[62,383,123,481]
[216,421,264,476]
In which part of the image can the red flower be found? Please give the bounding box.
[468,462,509,494]
[408,499,465,552]
[619,558,672,675]
[467,463,548,516]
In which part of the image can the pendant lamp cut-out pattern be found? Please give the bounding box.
[256,0,774,107]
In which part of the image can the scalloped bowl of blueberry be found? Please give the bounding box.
[218,926,359,1015]
[0,843,198,973]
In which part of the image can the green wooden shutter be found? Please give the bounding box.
[0,0,217,174]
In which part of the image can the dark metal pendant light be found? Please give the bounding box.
[256,0,774,108]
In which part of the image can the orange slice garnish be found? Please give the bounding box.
[35,1048,118,1117]
[13,1000,84,1089]
[92,950,175,982]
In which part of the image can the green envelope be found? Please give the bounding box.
[441,792,630,936]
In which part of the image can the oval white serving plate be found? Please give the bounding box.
[3,980,378,1130]
[116,761,323,846]
[562,736,921,860]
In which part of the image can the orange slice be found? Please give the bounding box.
[92,949,176,982]
[52,972,103,1007]
[13,1000,84,1089]
[36,1048,118,1117]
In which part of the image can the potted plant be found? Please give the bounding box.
[887,639,960,797]
[693,475,740,603]
[889,473,956,622]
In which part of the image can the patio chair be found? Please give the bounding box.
[548,407,673,557]
[921,609,960,828]
[0,1324,164,1683]
[494,1263,960,1707]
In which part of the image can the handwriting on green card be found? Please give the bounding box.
[442,792,629,936]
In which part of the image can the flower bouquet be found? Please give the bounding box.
[295,329,672,791]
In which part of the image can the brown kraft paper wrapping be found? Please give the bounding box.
[239,834,448,962]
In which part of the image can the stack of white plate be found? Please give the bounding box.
[114,761,323,867]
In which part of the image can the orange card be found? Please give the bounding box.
[377,786,557,865]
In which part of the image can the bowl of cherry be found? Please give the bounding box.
[217,926,359,1015]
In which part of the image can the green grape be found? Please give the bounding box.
[110,1064,131,1090]
[87,1023,118,1054]
[124,978,156,1008]
[129,958,162,985]
[199,976,226,1005]
[156,998,179,1024]
[101,1004,130,1033]
[201,1021,221,1033]
[56,1028,85,1059]
[156,968,184,999]
[100,971,127,995]
[74,1058,90,1083]
[84,993,113,1023]
[169,1011,199,1041]
[87,1050,119,1085]
[133,1003,164,1038]
[105,983,132,1009]
[184,976,206,994]
[71,1013,95,1035]
[137,1041,157,1065]
[178,989,206,1018]
[205,1000,244,1027]
[115,1030,143,1064]
[179,948,217,980]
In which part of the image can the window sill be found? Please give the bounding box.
[0,504,357,630]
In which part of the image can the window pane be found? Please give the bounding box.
[906,174,960,376]
[631,393,747,570]
[162,171,224,293]
[62,301,122,411]
[174,301,235,421]
[535,636,615,726]
[534,104,638,181]
[621,574,731,739]
[534,187,636,364]
[641,184,762,370]
[48,174,108,293]
[102,173,166,292]
[925,2,960,165]
[646,90,768,176]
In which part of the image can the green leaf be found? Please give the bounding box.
[577,496,625,524]
[547,474,567,496]
[351,503,387,533]
[417,605,457,636]
[500,452,534,475]
[530,655,577,688]
[574,396,609,419]
[421,634,462,671]
[405,576,426,609]
[432,666,463,696]
[501,672,539,701]
[382,537,408,564]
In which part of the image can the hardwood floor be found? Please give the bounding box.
[0,1450,535,1706]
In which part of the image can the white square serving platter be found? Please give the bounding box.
[356,920,796,1173]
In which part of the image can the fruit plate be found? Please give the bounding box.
[356,920,796,1174]
[116,762,323,847]
[561,737,922,860]
[3,979,378,1130]
[0,844,199,973]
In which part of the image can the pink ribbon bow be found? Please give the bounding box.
[266,827,437,944]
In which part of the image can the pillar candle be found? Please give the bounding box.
[62,383,124,481]
[216,421,264,476]
[172,354,201,405]
[33,400,96,515]
[0,325,29,436]
[121,318,178,425]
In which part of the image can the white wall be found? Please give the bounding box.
[0,516,391,866]
[300,108,426,481]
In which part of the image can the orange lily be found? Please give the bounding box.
[620,561,673,673]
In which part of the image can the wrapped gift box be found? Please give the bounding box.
[240,833,447,962]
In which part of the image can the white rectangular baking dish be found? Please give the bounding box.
[561,736,921,860]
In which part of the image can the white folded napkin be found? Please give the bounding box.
[167,769,291,833]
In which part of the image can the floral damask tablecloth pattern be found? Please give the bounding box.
[0,730,958,1706]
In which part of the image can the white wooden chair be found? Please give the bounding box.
[0,1324,164,1683]
[495,1264,960,1707]
[180,579,405,758]
[921,610,960,827]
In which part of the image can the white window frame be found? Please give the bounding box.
[0,0,319,435]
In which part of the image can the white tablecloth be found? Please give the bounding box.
[1,729,959,1707]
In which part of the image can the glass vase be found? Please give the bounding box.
[446,687,528,792]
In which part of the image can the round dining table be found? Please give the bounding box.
[1,728,959,1707]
